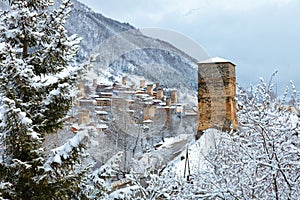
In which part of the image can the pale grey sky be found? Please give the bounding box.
[79,0,300,91]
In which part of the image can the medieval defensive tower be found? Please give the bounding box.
[197,57,238,138]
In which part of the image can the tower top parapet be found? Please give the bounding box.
[198,57,235,66]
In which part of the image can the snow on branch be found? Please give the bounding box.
[44,128,95,173]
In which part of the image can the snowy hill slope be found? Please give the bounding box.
[0,0,199,96]
[166,129,221,177]
[65,0,135,59]
[64,0,198,93]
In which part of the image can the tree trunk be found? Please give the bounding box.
[23,39,28,58]
[273,174,279,200]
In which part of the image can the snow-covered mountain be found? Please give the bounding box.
[0,0,198,93]
[65,0,198,93]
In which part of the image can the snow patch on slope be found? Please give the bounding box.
[167,129,222,177]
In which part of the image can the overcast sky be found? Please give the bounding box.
[79,0,300,91]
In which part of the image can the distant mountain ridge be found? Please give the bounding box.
[66,0,198,94]
[0,0,198,94]
[66,0,135,58]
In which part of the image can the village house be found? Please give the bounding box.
[76,75,199,135]
[75,56,238,142]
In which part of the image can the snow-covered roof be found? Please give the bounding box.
[184,111,197,116]
[144,97,155,101]
[95,110,108,115]
[157,106,176,109]
[79,99,95,102]
[89,94,99,98]
[143,119,153,123]
[135,90,146,93]
[134,94,149,98]
[198,57,235,65]
[104,86,113,90]
[96,124,108,129]
[71,123,80,130]
[95,98,111,101]
[159,102,166,106]
[111,96,123,99]
[100,92,113,95]
[120,90,135,94]
[144,102,153,105]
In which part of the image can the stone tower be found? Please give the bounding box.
[156,88,164,100]
[78,109,90,125]
[171,90,178,104]
[140,80,145,88]
[122,76,127,85]
[147,84,154,96]
[197,57,238,138]
[78,80,85,98]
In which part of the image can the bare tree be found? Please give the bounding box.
[121,75,300,199]
[188,77,300,199]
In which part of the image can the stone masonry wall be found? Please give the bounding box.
[197,61,238,137]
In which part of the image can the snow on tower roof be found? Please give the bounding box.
[198,57,235,65]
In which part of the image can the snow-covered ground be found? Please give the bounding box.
[131,134,194,173]
[166,129,222,177]
[130,129,222,176]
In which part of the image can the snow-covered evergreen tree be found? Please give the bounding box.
[0,0,107,199]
